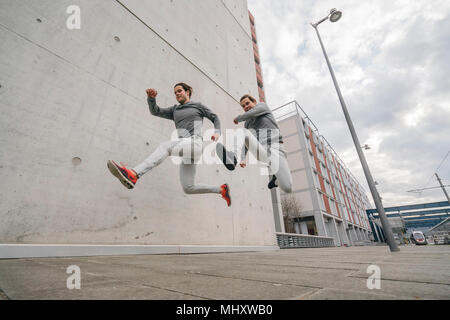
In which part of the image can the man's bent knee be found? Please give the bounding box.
[280,181,292,193]
[182,184,196,194]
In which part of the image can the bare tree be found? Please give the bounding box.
[281,194,304,234]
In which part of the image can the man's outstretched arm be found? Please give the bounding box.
[146,88,174,120]
[234,102,271,123]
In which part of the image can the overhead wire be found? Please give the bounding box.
[421,149,450,189]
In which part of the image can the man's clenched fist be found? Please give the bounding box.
[146,88,158,98]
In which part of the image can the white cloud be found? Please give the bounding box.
[248,0,450,207]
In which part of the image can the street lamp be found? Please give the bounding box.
[329,8,342,22]
[311,9,400,252]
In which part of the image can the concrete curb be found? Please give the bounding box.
[0,244,280,259]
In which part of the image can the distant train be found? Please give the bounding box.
[410,231,427,245]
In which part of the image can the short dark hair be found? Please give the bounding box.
[240,94,256,103]
[174,82,193,98]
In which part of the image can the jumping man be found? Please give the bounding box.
[227,94,293,193]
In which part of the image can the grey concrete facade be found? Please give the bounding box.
[0,0,279,255]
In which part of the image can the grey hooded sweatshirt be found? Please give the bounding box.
[148,97,221,139]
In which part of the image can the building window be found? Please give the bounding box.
[343,206,350,221]
[324,180,330,195]
[318,191,326,211]
[310,153,316,169]
[329,199,335,214]
[313,171,320,188]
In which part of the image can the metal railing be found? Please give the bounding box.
[276,232,335,248]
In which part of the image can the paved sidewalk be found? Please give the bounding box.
[0,245,449,300]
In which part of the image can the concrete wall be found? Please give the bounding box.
[0,0,277,249]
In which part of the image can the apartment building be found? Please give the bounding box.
[274,101,373,246]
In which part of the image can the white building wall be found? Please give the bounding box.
[0,0,278,251]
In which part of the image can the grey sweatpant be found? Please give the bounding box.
[133,137,221,194]
[235,129,293,193]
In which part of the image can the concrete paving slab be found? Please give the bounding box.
[351,277,449,299]
[0,259,123,299]
[16,258,317,300]
[74,253,450,299]
[15,282,203,300]
[0,245,449,300]
[301,288,403,300]
[350,264,450,285]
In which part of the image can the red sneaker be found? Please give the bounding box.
[220,184,231,207]
[107,160,138,189]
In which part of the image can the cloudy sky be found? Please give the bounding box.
[247,0,450,207]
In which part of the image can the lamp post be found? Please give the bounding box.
[311,9,399,252]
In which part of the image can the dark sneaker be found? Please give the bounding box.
[107,160,138,189]
[220,183,231,207]
[216,143,237,171]
[268,175,278,189]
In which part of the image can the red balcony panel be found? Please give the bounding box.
[256,72,263,86]
[251,28,257,42]
[254,50,260,63]
[249,11,255,25]
[253,42,259,55]
[258,86,266,102]
[255,63,262,76]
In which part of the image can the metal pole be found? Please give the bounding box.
[435,173,450,203]
[397,210,406,244]
[370,216,381,242]
[312,24,400,252]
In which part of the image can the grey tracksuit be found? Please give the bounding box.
[133,97,221,194]
[234,102,293,193]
